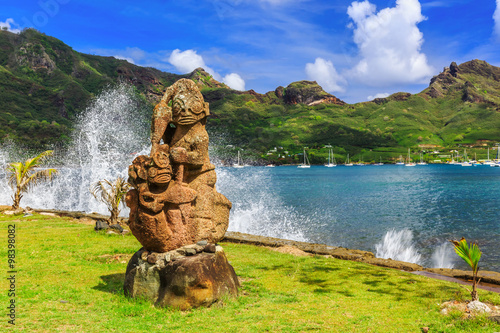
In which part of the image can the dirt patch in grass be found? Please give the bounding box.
[96,254,132,264]
[267,245,312,257]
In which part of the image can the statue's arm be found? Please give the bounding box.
[151,101,172,153]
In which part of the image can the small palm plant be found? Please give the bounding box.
[449,237,482,301]
[7,150,58,210]
[90,177,130,225]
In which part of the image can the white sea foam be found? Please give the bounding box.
[0,84,308,244]
[216,167,308,242]
[0,83,149,214]
[431,242,455,269]
[375,229,422,264]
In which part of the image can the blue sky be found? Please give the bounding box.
[1,0,500,103]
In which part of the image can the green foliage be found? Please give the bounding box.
[1,214,499,332]
[450,238,482,301]
[6,150,58,209]
[90,177,131,224]
[0,30,185,149]
[3,30,500,158]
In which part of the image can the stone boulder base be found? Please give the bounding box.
[124,245,239,310]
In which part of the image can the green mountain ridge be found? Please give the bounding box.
[1,29,499,163]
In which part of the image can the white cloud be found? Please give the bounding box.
[346,0,434,86]
[114,55,135,64]
[346,1,375,23]
[168,49,208,74]
[0,18,21,34]
[494,0,500,41]
[223,73,246,91]
[168,49,246,90]
[305,57,346,93]
[367,92,389,100]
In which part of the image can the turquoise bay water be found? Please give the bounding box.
[218,164,500,272]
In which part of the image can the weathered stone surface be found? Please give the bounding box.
[109,223,124,233]
[204,243,217,253]
[126,78,232,253]
[95,219,109,231]
[124,249,161,301]
[467,300,491,313]
[124,246,239,310]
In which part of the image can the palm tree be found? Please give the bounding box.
[7,150,58,210]
[90,177,131,225]
[449,237,482,301]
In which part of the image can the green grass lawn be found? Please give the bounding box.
[1,213,499,332]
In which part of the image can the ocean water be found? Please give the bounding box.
[220,164,500,272]
[1,85,498,272]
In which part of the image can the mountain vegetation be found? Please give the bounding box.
[1,29,500,163]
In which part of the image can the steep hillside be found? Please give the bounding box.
[0,29,186,146]
[1,29,499,163]
[207,60,500,155]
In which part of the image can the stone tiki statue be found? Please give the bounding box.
[126,79,232,253]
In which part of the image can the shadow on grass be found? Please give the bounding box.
[311,265,340,273]
[93,273,125,294]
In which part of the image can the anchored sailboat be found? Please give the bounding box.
[233,150,245,168]
[345,153,353,166]
[417,152,427,165]
[298,148,311,168]
[324,149,337,167]
[405,148,416,167]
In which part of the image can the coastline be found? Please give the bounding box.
[223,231,500,290]
[3,206,500,290]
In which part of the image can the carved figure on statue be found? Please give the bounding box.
[126,78,232,253]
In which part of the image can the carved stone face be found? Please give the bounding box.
[172,91,207,126]
[150,145,172,184]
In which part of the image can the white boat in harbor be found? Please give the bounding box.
[417,152,427,165]
[488,146,500,166]
[265,164,275,167]
[461,149,472,166]
[345,153,353,166]
[324,149,336,167]
[395,155,405,165]
[375,157,384,166]
[483,148,495,165]
[405,149,416,167]
[233,150,245,168]
[298,148,311,168]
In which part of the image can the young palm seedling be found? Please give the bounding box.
[449,237,482,301]
[7,150,58,210]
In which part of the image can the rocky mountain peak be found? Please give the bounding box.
[187,68,227,89]
[283,80,345,106]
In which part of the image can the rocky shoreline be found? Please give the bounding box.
[222,231,500,289]
[2,206,500,289]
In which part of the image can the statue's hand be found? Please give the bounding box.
[171,147,188,163]
[151,142,159,156]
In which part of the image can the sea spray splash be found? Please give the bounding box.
[0,83,150,213]
[216,167,309,242]
[375,229,422,264]
[431,242,455,269]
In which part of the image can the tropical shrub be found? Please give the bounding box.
[90,177,130,225]
[449,237,482,301]
[7,150,58,210]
